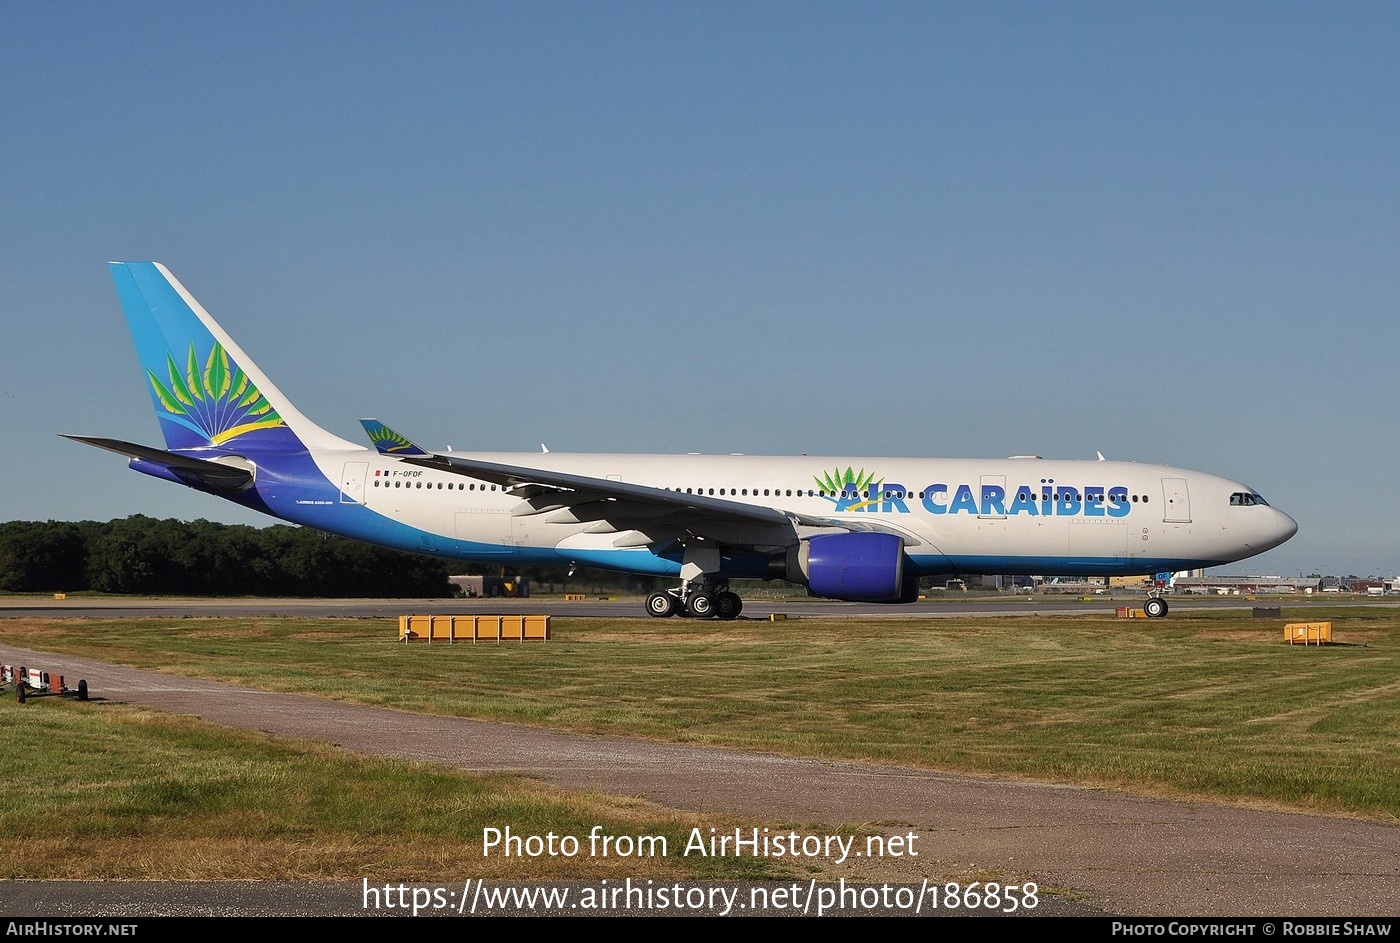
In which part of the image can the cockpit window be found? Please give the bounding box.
[1230,492,1270,507]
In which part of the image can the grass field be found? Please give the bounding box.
[3,606,1396,831]
[0,698,785,881]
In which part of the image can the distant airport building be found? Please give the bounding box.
[978,575,1110,593]
[449,574,531,598]
[1109,575,1154,589]
[1174,576,1322,595]
[1347,578,1400,595]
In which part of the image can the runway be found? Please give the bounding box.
[0,591,1366,621]
[0,621,1395,918]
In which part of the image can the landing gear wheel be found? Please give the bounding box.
[686,591,716,618]
[645,591,677,618]
[715,591,743,620]
[1144,597,1168,618]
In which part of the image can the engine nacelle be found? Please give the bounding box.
[775,532,907,602]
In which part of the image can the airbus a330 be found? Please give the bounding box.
[70,263,1298,619]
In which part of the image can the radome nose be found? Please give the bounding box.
[1275,508,1299,545]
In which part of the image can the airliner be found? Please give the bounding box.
[69,262,1297,619]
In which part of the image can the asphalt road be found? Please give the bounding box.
[0,621,1395,918]
[0,592,1374,621]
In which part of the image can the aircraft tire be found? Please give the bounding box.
[715,592,743,620]
[686,591,716,618]
[1144,597,1168,618]
[645,592,677,618]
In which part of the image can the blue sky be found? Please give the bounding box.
[3,2,1397,578]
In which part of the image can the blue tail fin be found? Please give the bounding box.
[109,262,358,454]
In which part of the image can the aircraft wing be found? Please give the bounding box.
[395,451,922,546]
[402,452,791,524]
[62,435,254,491]
[361,419,920,545]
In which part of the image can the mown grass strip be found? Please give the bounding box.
[0,697,776,881]
[5,607,1396,820]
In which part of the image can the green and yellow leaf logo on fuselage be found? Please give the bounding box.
[814,466,883,512]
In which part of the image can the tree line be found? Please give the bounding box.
[0,516,460,597]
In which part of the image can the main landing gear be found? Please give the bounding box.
[645,581,743,620]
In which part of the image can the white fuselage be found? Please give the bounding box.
[306,451,1296,578]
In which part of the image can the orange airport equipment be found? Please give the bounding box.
[1284,622,1332,645]
[399,614,551,643]
[1116,607,1148,619]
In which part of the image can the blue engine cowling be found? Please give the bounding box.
[801,532,906,602]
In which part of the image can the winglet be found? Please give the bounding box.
[359,419,430,456]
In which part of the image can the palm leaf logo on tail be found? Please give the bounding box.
[147,342,286,446]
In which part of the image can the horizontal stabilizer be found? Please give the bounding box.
[62,435,254,491]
